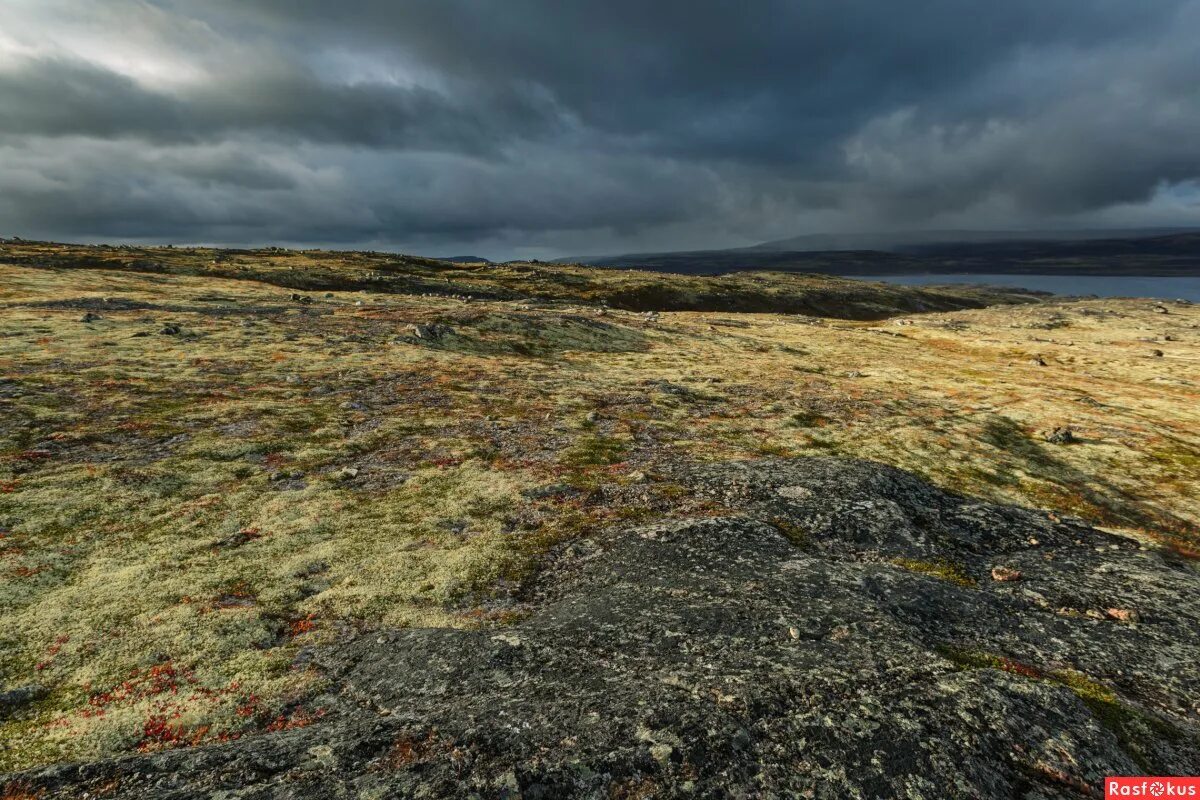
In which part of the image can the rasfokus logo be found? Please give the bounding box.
[1107,777,1200,798]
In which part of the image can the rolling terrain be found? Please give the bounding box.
[572,231,1200,276]
[1,242,1198,797]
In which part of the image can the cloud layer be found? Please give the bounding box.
[2,0,1198,258]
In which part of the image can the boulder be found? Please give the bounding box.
[11,458,1199,798]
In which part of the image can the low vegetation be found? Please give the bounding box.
[1,240,1197,770]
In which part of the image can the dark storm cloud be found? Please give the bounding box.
[2,0,1198,256]
[0,55,565,152]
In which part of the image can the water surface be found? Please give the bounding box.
[855,274,1200,302]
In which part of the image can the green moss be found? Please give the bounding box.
[1148,446,1200,473]
[757,441,799,457]
[1052,669,1185,772]
[560,434,628,467]
[769,517,809,546]
[892,558,977,587]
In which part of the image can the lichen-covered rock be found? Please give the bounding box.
[9,458,1199,799]
[0,686,45,721]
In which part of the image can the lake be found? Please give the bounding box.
[855,274,1200,302]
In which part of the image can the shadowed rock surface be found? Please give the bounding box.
[8,459,1200,798]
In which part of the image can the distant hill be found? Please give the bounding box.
[750,227,1194,253]
[566,231,1200,277]
[438,255,492,264]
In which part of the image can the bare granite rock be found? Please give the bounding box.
[9,458,1199,798]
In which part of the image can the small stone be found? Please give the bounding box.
[0,685,46,720]
[991,566,1022,582]
[409,323,454,341]
[80,312,101,323]
[1150,349,1164,357]
[1045,426,1075,444]
[1106,608,1140,623]
[335,467,359,481]
[649,743,674,764]
[1029,356,1047,367]
[159,323,181,335]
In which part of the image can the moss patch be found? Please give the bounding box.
[892,558,977,588]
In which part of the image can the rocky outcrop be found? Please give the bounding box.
[9,459,1199,798]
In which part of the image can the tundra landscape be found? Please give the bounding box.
[5,1,1200,796]
[1,242,1198,796]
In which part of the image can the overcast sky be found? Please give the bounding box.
[2,1,1198,260]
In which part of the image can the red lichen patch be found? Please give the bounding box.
[995,657,1044,680]
[46,635,68,656]
[378,730,448,770]
[263,452,289,468]
[13,450,52,462]
[83,662,266,752]
[288,615,317,637]
[235,694,262,719]
[938,646,1045,680]
[91,778,121,797]
[140,716,211,751]
[1,780,44,800]
[1162,539,1200,560]
[0,480,20,493]
[1105,608,1140,624]
[265,706,325,732]
[88,662,194,709]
